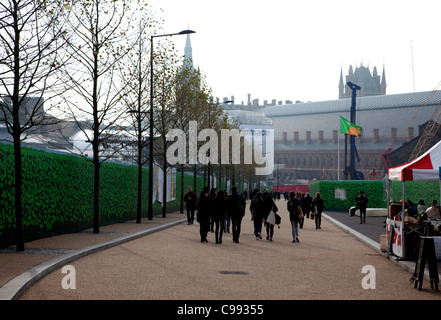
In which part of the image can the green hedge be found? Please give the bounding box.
[0,143,204,248]
[389,180,440,207]
[308,180,441,211]
[308,180,386,211]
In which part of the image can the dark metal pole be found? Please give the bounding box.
[148,36,154,220]
[350,89,356,180]
[207,103,211,189]
[347,81,360,180]
[148,30,195,220]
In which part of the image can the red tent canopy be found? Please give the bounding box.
[388,140,441,181]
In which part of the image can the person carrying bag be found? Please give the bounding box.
[288,192,301,243]
[263,194,278,241]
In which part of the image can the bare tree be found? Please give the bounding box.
[59,0,133,234]
[0,0,71,251]
[171,64,201,212]
[118,3,157,223]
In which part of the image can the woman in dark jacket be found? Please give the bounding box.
[263,194,278,241]
[197,190,211,242]
[288,192,301,243]
[312,192,325,229]
[212,190,227,244]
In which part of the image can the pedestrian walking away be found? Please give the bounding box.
[312,192,325,229]
[263,194,278,241]
[184,186,197,225]
[250,190,264,240]
[288,192,302,243]
[196,190,211,242]
[223,190,231,233]
[305,192,313,219]
[299,192,308,229]
[209,188,217,232]
[212,189,227,244]
[227,186,246,243]
[356,190,368,224]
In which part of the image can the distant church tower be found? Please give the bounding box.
[184,33,194,70]
[339,64,386,99]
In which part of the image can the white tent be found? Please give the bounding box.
[387,139,441,258]
[388,140,441,182]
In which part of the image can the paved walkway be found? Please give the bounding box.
[1,202,440,301]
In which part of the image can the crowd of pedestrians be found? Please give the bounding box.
[184,185,326,244]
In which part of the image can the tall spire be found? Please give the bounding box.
[184,33,194,70]
[381,65,387,95]
[381,65,386,85]
[339,67,345,99]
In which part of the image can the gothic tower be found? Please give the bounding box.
[339,64,387,99]
[184,33,194,70]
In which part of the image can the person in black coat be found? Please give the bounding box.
[212,190,227,244]
[356,190,368,224]
[263,194,278,241]
[250,191,264,240]
[197,190,211,243]
[227,186,246,243]
[305,192,313,219]
[183,186,197,225]
[288,192,301,242]
[312,192,325,229]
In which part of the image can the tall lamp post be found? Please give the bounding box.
[207,99,233,189]
[148,29,195,220]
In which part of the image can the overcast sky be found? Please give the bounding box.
[152,0,441,105]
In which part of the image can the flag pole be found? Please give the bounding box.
[338,115,340,181]
[338,130,340,181]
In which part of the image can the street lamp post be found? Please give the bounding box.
[207,100,233,190]
[148,30,195,220]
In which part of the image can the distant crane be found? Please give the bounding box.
[408,99,441,161]
[382,84,441,169]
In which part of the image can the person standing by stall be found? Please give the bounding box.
[312,192,324,229]
[357,190,369,224]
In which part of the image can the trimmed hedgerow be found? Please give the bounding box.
[308,179,440,211]
[389,180,440,207]
[308,180,386,211]
[0,143,204,248]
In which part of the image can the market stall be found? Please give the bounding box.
[387,140,441,259]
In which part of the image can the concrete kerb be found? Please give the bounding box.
[323,213,381,252]
[323,213,437,282]
[0,218,187,300]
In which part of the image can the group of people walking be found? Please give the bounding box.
[184,185,325,244]
[184,185,246,244]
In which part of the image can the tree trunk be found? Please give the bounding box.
[136,160,142,223]
[162,164,167,218]
[136,128,142,223]
[13,130,24,252]
[93,142,100,234]
[180,164,184,213]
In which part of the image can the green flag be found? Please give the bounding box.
[340,116,362,137]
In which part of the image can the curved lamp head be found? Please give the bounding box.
[178,30,196,35]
